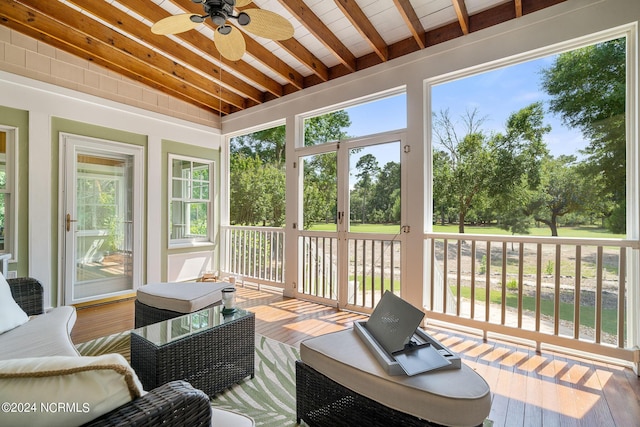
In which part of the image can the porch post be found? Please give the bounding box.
[283,115,298,298]
[402,77,426,312]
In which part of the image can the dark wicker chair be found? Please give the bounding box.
[8,278,212,427]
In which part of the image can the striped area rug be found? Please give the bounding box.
[76,331,300,427]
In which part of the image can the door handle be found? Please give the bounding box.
[66,213,78,232]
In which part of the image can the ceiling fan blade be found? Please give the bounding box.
[235,0,252,7]
[214,26,247,61]
[151,14,201,35]
[242,9,294,41]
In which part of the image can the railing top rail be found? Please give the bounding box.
[296,230,402,240]
[223,225,285,232]
[425,232,639,248]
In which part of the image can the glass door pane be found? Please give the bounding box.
[302,152,337,231]
[73,153,133,300]
[347,141,403,310]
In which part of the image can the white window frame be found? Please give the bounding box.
[0,126,17,262]
[168,154,214,247]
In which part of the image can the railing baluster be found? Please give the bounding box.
[485,241,491,322]
[618,247,626,348]
[595,246,603,344]
[456,240,461,316]
[518,242,524,329]
[443,239,448,314]
[535,243,542,332]
[430,239,436,311]
[371,240,375,309]
[470,240,476,320]
[554,244,561,336]
[501,241,507,325]
[390,240,395,294]
[574,245,581,339]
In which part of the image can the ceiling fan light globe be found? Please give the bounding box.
[211,12,227,26]
[217,25,232,35]
[190,15,206,23]
[237,12,250,26]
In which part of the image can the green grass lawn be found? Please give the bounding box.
[454,286,620,336]
[348,278,620,336]
[313,221,623,336]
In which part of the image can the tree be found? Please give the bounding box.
[432,149,454,226]
[229,111,351,227]
[301,111,351,228]
[304,110,351,146]
[433,109,493,233]
[540,38,626,231]
[523,155,589,236]
[433,104,549,233]
[353,154,379,223]
[231,126,286,165]
[371,161,401,223]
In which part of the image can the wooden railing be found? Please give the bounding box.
[222,225,638,363]
[425,232,638,362]
[221,226,285,288]
[299,233,401,310]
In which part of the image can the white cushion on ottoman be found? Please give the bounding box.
[137,282,230,313]
[300,329,491,427]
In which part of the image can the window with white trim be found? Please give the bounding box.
[169,155,213,245]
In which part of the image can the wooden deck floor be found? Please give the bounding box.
[71,285,640,427]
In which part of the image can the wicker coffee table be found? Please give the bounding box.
[130,306,255,396]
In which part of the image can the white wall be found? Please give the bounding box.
[0,71,221,307]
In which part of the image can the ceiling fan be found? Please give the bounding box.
[151,0,294,61]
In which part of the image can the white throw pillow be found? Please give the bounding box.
[0,272,28,334]
[0,353,144,427]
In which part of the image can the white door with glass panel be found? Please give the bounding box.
[61,134,143,305]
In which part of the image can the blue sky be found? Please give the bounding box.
[341,55,587,187]
[343,55,586,165]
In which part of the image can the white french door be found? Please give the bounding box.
[60,134,144,305]
[296,132,406,312]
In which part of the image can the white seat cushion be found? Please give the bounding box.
[300,329,491,427]
[0,306,78,360]
[137,281,230,313]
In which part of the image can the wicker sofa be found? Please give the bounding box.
[1,278,212,427]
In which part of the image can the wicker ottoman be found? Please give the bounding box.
[297,329,491,427]
[135,281,229,327]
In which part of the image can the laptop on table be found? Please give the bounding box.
[366,291,451,375]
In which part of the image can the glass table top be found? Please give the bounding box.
[131,305,252,346]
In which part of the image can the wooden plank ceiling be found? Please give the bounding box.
[0,0,566,117]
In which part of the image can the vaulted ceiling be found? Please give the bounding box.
[0,0,566,117]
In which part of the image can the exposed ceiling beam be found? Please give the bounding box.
[393,0,426,49]
[333,0,388,62]
[67,0,260,107]
[171,0,305,90]
[452,0,470,35]
[515,0,524,17]
[0,0,233,114]
[277,0,357,72]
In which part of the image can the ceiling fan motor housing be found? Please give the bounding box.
[202,0,249,27]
